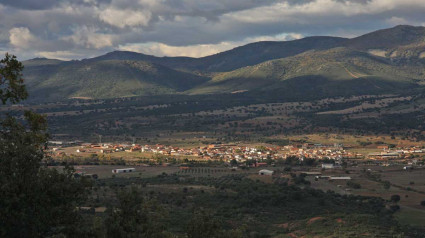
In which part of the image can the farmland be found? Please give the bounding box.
[57,159,425,237]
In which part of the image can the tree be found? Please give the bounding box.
[0,54,90,237]
[390,195,401,203]
[382,181,391,190]
[187,210,243,238]
[285,155,299,165]
[0,53,28,104]
[105,187,172,238]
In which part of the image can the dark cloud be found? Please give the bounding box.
[0,0,111,10]
[0,0,424,60]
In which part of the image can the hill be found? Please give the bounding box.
[181,36,347,72]
[84,36,346,72]
[346,25,425,61]
[23,58,63,67]
[24,60,208,101]
[189,47,422,98]
[347,25,425,50]
[21,25,425,101]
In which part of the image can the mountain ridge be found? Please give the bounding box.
[22,25,425,101]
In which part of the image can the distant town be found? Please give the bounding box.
[48,140,425,166]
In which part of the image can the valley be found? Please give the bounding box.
[4,24,425,237]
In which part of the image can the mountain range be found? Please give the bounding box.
[23,25,425,101]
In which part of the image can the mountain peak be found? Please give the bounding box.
[85,50,157,62]
[23,57,63,66]
[347,25,425,49]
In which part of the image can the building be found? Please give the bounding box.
[258,169,274,176]
[112,168,136,173]
[368,152,400,160]
[321,163,335,169]
[329,176,351,180]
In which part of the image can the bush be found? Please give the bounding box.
[389,205,400,212]
[347,181,361,189]
[382,181,391,189]
[390,195,400,203]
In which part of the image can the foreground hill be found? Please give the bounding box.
[22,25,425,101]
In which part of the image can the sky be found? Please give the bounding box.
[1,0,425,60]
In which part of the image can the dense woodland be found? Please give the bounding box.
[8,91,423,143]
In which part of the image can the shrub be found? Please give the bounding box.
[347,181,361,189]
[390,195,400,203]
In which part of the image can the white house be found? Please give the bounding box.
[258,169,274,176]
[329,176,351,180]
[112,168,136,173]
[322,163,335,169]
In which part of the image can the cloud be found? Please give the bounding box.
[0,0,111,10]
[63,26,114,49]
[118,33,303,57]
[1,0,425,60]
[98,7,152,28]
[386,17,410,25]
[36,50,84,60]
[9,27,37,49]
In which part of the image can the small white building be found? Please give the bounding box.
[329,176,351,180]
[322,163,335,169]
[112,168,136,174]
[258,169,274,176]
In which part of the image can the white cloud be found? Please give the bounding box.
[36,50,81,60]
[119,42,234,58]
[386,17,409,25]
[98,7,152,28]
[9,27,37,49]
[118,33,303,57]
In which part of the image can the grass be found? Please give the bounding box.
[395,206,425,228]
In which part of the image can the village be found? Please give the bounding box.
[48,140,425,166]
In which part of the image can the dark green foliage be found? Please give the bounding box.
[347,181,362,189]
[0,108,89,238]
[105,187,171,238]
[383,181,391,190]
[293,173,311,185]
[127,173,401,236]
[285,155,300,165]
[390,194,401,203]
[0,53,28,104]
[389,205,400,212]
[187,210,243,238]
[0,54,90,237]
